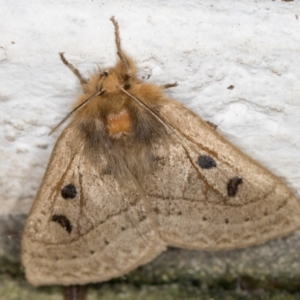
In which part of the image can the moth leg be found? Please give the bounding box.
[59,52,88,91]
[110,16,132,79]
[63,285,87,300]
[162,82,178,89]
[206,120,218,130]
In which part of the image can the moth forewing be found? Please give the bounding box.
[21,125,166,286]
[21,17,300,289]
[145,100,300,250]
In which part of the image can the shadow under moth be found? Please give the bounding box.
[21,17,300,299]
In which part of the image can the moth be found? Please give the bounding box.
[22,16,300,295]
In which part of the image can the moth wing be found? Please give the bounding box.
[21,125,166,286]
[145,100,300,250]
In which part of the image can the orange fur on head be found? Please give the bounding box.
[60,36,169,178]
[107,109,131,136]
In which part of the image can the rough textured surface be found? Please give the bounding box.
[1,0,300,215]
[1,276,300,300]
[1,0,300,298]
[3,215,300,298]
[21,32,300,286]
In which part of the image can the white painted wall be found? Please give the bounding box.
[1,0,300,215]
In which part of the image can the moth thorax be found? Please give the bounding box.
[106,109,131,137]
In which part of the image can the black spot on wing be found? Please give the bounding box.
[61,184,77,199]
[197,155,217,169]
[227,177,243,197]
[51,214,72,233]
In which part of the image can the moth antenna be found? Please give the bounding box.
[96,63,102,74]
[162,82,178,89]
[59,52,88,91]
[110,16,132,79]
[48,89,104,136]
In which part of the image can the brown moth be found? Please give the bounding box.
[22,16,300,291]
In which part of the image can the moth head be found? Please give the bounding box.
[50,17,158,137]
[83,15,137,97]
[85,56,137,97]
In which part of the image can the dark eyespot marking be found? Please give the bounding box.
[123,83,131,90]
[104,239,109,245]
[225,218,229,224]
[197,155,217,169]
[227,85,234,90]
[203,216,207,221]
[51,214,72,233]
[61,184,77,199]
[227,177,243,197]
[90,250,95,254]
